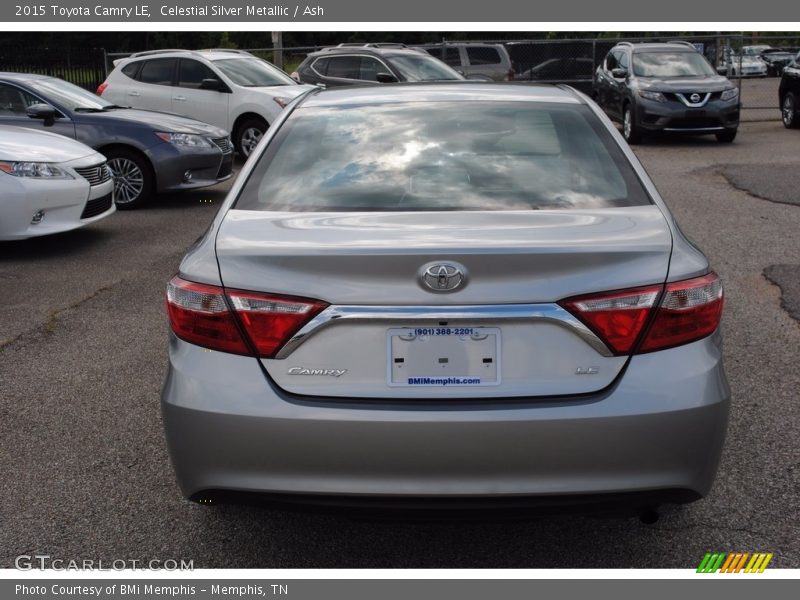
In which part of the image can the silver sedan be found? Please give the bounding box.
[162,83,729,517]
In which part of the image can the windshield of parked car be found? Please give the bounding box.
[387,55,464,81]
[235,102,650,212]
[742,46,770,56]
[633,52,716,77]
[27,78,115,111]
[213,57,295,87]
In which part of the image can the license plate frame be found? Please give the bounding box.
[386,326,501,387]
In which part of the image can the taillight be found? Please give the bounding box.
[226,289,327,357]
[166,276,327,358]
[560,285,661,354]
[96,82,108,96]
[560,272,723,355]
[638,272,723,353]
[273,97,288,108]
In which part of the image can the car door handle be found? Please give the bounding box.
[128,91,140,96]
[173,96,186,101]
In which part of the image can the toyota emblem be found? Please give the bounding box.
[419,261,467,293]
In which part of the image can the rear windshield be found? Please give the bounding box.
[234,101,651,212]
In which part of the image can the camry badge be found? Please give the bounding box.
[287,367,347,377]
[419,261,467,293]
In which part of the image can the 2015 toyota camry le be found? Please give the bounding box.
[162,83,730,517]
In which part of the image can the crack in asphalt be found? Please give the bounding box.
[715,164,800,208]
[763,265,800,323]
[0,283,116,351]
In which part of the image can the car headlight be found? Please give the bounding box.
[721,88,739,101]
[155,132,214,148]
[638,90,666,102]
[0,161,73,179]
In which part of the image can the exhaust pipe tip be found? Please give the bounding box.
[639,508,660,524]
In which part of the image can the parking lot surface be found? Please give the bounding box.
[1,122,799,568]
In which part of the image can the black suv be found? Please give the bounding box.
[592,41,740,143]
[779,51,800,128]
[292,44,464,87]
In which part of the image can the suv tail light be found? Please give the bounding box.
[166,276,327,358]
[96,82,108,96]
[560,272,723,355]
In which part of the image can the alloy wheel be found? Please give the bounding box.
[623,109,632,139]
[240,127,263,158]
[107,157,144,205]
[783,95,795,127]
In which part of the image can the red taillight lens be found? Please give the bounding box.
[560,272,723,355]
[166,277,250,355]
[96,82,108,96]
[560,285,661,354]
[639,272,723,353]
[226,289,327,358]
[166,276,327,358]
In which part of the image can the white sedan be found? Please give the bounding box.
[0,125,114,240]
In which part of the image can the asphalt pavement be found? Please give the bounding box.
[1,122,798,569]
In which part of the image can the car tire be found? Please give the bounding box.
[622,104,642,144]
[235,117,268,158]
[715,129,737,143]
[782,93,799,129]
[104,148,154,210]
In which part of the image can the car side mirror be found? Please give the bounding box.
[26,103,57,127]
[199,78,227,92]
[611,68,628,79]
[376,72,398,83]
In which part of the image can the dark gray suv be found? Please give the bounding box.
[292,44,464,87]
[592,41,740,143]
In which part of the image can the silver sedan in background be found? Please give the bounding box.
[162,84,730,518]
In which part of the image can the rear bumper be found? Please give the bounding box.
[161,333,730,503]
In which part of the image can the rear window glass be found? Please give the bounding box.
[234,101,651,212]
[467,47,502,65]
[121,62,140,79]
[139,59,176,85]
[425,47,461,67]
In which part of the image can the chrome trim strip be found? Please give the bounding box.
[662,126,725,132]
[675,92,711,108]
[275,303,613,359]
